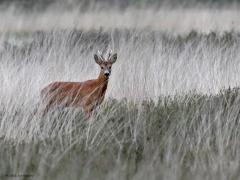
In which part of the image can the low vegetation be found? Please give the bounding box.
[1,88,240,179]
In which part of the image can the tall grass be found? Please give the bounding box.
[1,5,240,180]
[1,88,240,179]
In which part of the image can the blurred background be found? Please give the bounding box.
[1,0,240,9]
[0,0,240,33]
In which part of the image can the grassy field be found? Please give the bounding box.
[1,3,240,180]
[1,88,240,179]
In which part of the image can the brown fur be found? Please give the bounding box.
[40,71,109,116]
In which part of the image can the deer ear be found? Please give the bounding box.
[94,54,102,64]
[110,53,117,64]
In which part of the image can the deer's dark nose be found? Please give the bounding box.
[104,72,110,77]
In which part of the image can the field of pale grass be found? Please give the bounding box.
[1,5,240,180]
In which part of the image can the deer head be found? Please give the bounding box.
[94,49,117,78]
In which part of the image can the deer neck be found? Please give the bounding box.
[95,71,109,97]
[97,71,109,87]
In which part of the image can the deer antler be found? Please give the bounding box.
[107,49,113,59]
[97,50,104,61]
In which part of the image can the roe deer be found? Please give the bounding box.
[40,50,117,117]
